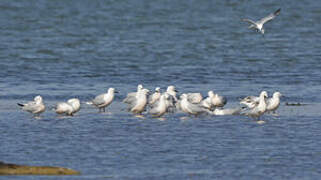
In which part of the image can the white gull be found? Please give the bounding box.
[243,8,281,34]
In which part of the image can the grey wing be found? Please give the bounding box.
[187,93,202,104]
[241,96,259,103]
[123,92,136,103]
[240,106,253,116]
[92,94,105,106]
[123,96,136,104]
[23,102,39,112]
[149,99,159,109]
[258,8,281,25]
[127,98,138,111]
[187,103,205,114]
[242,18,256,25]
[148,94,159,104]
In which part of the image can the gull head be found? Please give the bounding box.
[155,87,161,93]
[273,92,282,98]
[108,87,118,94]
[34,95,43,103]
[137,84,143,91]
[260,91,268,99]
[142,88,150,95]
[208,91,214,97]
[167,85,178,93]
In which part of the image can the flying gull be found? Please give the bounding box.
[243,8,281,34]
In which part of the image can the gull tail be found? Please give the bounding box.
[17,103,24,107]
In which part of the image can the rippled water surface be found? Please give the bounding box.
[0,0,320,179]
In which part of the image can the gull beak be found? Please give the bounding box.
[114,91,119,93]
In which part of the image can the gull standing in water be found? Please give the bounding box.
[180,94,208,116]
[241,91,268,120]
[243,8,281,34]
[164,85,178,112]
[266,92,282,114]
[148,87,161,106]
[123,84,145,104]
[149,93,168,117]
[55,98,81,116]
[18,95,46,117]
[240,91,282,114]
[87,88,117,112]
[166,85,178,101]
[128,88,149,114]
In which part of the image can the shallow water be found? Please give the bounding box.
[0,0,320,179]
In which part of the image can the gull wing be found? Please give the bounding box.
[187,103,206,115]
[258,8,281,25]
[92,94,106,106]
[242,18,257,25]
[187,93,203,104]
[23,102,40,113]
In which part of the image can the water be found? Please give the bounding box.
[0,0,320,179]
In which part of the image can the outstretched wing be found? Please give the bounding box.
[242,18,257,25]
[258,8,281,25]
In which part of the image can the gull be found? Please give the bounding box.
[55,98,81,116]
[186,93,203,104]
[18,95,46,117]
[164,85,178,112]
[243,8,281,34]
[123,84,144,104]
[180,94,208,116]
[149,94,168,117]
[148,87,161,106]
[241,91,268,120]
[166,85,178,101]
[240,91,282,113]
[266,92,282,114]
[87,88,117,112]
[128,88,149,114]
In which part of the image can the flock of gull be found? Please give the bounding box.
[17,84,282,121]
[17,8,283,121]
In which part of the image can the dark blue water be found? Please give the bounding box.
[0,0,320,179]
